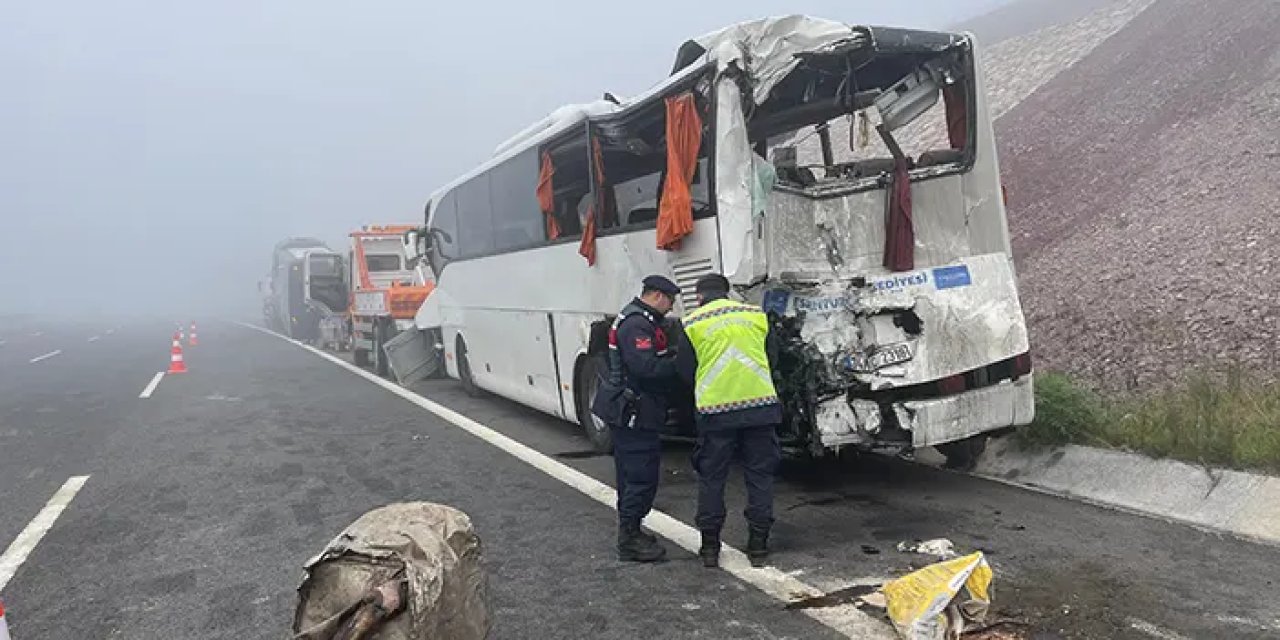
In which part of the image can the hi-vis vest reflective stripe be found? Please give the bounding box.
[682,298,779,415]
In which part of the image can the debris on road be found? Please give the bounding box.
[293,502,490,640]
[0,598,11,640]
[960,620,1030,640]
[882,551,993,640]
[897,538,958,559]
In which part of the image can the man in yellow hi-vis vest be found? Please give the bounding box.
[678,274,782,568]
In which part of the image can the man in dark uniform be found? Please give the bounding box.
[678,273,783,568]
[596,275,682,562]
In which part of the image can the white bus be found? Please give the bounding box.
[405,16,1034,468]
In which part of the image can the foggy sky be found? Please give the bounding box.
[1,0,1007,319]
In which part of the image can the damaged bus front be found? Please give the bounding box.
[683,18,1034,465]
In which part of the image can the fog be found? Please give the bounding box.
[1,0,1007,321]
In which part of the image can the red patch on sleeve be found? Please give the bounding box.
[634,336,653,350]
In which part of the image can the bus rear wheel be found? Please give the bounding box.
[456,337,482,398]
[576,355,613,454]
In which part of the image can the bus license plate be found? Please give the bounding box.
[848,342,914,372]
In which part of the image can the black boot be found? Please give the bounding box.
[618,524,667,563]
[699,532,721,568]
[747,528,770,567]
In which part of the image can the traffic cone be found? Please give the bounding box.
[168,337,188,374]
[0,597,12,640]
[189,322,199,346]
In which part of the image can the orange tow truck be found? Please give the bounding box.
[347,225,435,377]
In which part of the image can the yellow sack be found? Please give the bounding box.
[882,551,993,640]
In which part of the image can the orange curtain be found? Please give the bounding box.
[942,85,968,150]
[657,92,701,251]
[578,137,606,266]
[537,151,560,240]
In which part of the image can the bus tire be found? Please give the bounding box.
[457,337,482,398]
[576,355,613,454]
[937,434,988,471]
[373,321,390,378]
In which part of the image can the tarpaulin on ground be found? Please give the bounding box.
[293,502,490,640]
[882,551,992,640]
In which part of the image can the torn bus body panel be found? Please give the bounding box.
[676,16,1032,453]
[753,253,1029,450]
[895,376,1035,448]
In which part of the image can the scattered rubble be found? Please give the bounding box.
[897,538,959,559]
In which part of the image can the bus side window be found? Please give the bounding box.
[592,92,708,230]
[544,135,591,239]
[489,148,544,252]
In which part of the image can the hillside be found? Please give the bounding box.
[997,0,1280,390]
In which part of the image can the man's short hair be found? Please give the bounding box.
[695,274,731,298]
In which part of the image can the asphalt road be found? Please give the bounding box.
[2,317,1279,639]
[0,319,840,639]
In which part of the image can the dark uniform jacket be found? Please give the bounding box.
[612,298,681,430]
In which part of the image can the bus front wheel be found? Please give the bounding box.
[576,355,613,454]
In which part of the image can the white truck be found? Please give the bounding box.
[261,238,349,345]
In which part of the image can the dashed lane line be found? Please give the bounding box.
[239,322,892,639]
[28,350,62,364]
[139,371,166,399]
[0,475,90,592]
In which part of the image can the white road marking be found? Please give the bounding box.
[241,322,892,639]
[0,475,90,591]
[88,336,100,343]
[139,372,165,399]
[29,350,62,364]
[1128,618,1191,640]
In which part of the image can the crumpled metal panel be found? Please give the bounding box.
[853,253,1029,390]
[896,376,1035,448]
[713,77,757,283]
[293,502,490,640]
[766,175,971,279]
[763,252,1028,389]
[691,16,866,105]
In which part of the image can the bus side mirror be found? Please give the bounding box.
[403,231,421,261]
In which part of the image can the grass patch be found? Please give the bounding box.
[1020,369,1280,474]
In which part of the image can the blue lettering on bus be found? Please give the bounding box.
[931,265,973,290]
[871,271,929,292]
[794,295,848,314]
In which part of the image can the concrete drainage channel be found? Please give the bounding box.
[918,436,1280,548]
